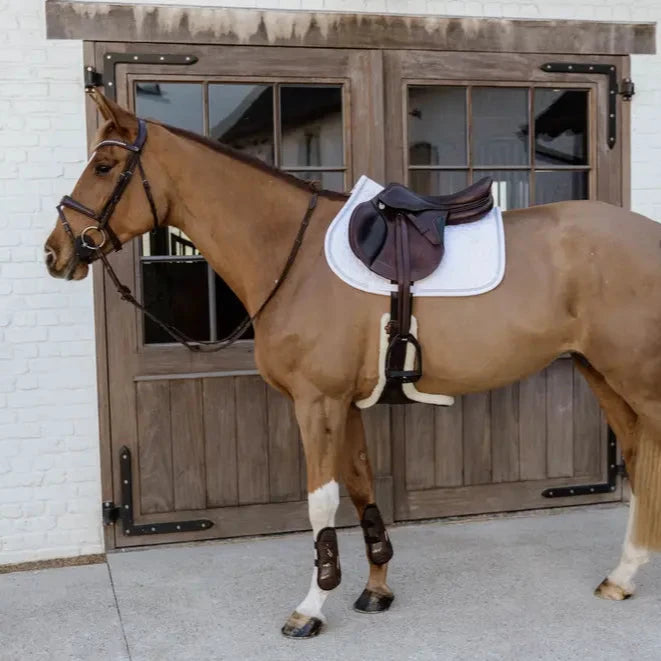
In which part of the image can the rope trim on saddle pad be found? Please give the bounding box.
[356,313,454,408]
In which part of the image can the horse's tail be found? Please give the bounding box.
[633,430,661,551]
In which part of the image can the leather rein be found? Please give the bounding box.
[56,118,319,352]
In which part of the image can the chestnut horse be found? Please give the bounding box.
[45,91,658,637]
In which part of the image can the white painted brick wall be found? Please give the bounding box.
[1,0,659,564]
[0,0,102,564]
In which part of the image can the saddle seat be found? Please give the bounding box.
[348,176,494,401]
[377,176,494,217]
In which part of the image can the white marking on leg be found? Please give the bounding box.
[296,480,340,620]
[608,495,650,593]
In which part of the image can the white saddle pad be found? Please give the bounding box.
[324,175,506,297]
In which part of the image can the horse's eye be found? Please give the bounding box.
[94,163,113,176]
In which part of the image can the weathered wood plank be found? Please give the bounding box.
[170,380,206,510]
[404,404,435,490]
[47,3,656,55]
[403,476,621,521]
[547,360,574,478]
[235,377,270,504]
[463,392,492,485]
[267,388,300,503]
[202,377,238,507]
[434,398,463,487]
[573,368,602,477]
[136,380,173,514]
[491,384,520,483]
[519,372,547,481]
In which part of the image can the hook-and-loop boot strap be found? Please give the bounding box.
[314,527,341,590]
[360,504,394,565]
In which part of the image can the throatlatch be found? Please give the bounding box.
[360,504,394,565]
[314,527,342,590]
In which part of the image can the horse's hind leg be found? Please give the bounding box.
[342,406,394,613]
[595,493,650,600]
[573,358,649,599]
[281,395,348,638]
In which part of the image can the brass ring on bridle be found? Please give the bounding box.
[80,225,107,250]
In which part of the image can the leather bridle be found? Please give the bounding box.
[57,119,158,268]
[56,118,318,352]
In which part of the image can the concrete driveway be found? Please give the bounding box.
[1,504,660,660]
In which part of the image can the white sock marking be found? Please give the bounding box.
[608,495,650,592]
[295,480,340,620]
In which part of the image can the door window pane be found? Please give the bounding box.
[535,89,588,166]
[209,84,274,164]
[135,82,203,134]
[280,85,343,168]
[480,170,530,210]
[409,170,468,196]
[472,87,529,166]
[215,276,254,340]
[408,86,467,166]
[137,80,348,345]
[535,171,588,205]
[142,261,209,344]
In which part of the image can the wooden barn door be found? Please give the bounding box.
[384,50,628,520]
[92,43,388,548]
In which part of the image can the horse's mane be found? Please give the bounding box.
[152,120,348,202]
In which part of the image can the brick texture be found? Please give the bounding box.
[0,0,102,564]
[1,0,659,564]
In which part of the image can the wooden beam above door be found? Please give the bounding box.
[46,1,655,55]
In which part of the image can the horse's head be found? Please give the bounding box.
[45,90,165,280]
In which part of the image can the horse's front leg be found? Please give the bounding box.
[595,494,650,600]
[342,406,394,613]
[281,395,349,638]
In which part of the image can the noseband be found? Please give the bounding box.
[56,118,318,352]
[57,118,158,265]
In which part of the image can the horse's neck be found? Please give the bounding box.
[160,134,331,315]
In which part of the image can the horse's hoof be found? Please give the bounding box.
[281,611,323,638]
[353,588,394,613]
[594,578,633,601]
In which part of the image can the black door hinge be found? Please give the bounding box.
[541,62,633,149]
[84,65,103,89]
[619,78,635,101]
[83,53,198,101]
[542,428,622,499]
[102,501,120,526]
[103,446,213,536]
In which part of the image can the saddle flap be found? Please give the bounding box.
[406,210,446,245]
[349,201,445,282]
[348,199,388,266]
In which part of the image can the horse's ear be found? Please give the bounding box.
[87,88,138,139]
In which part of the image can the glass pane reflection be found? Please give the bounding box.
[534,89,588,166]
[472,87,529,166]
[535,171,588,205]
[480,170,530,210]
[408,86,467,166]
[142,261,209,344]
[280,85,344,168]
[135,82,203,134]
[209,84,274,164]
[408,170,468,196]
[215,276,253,340]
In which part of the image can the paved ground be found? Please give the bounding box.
[1,504,660,661]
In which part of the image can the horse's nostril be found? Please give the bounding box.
[44,247,56,267]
